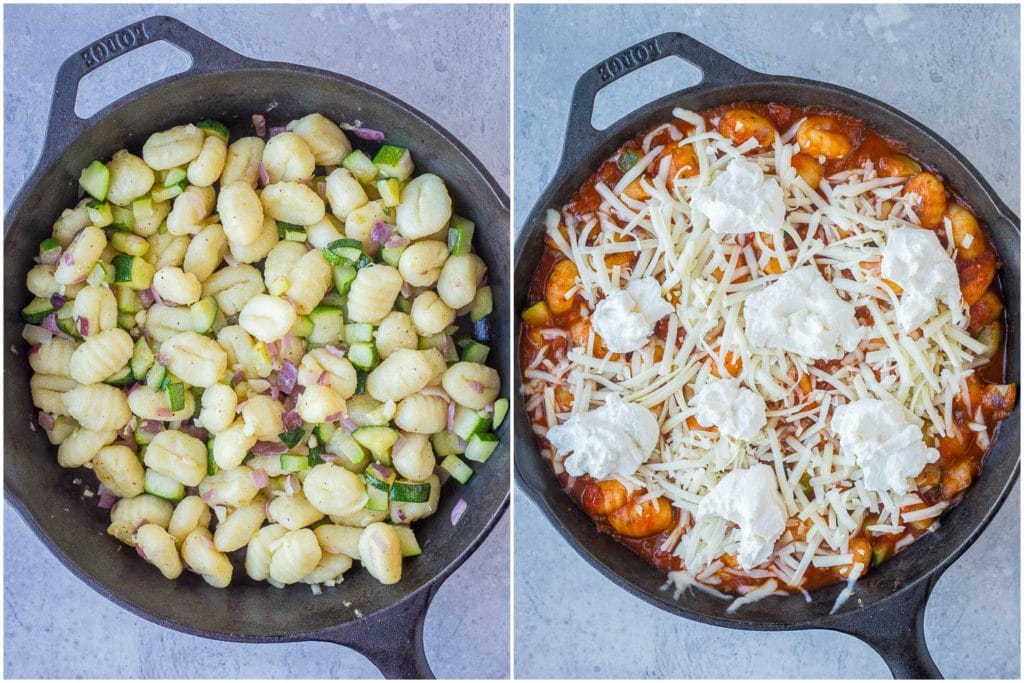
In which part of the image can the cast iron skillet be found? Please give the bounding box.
[514,32,1019,679]
[4,16,509,679]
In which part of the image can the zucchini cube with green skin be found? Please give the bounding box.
[430,431,464,457]
[470,285,493,322]
[342,150,379,185]
[308,305,346,345]
[111,254,155,290]
[440,454,473,484]
[373,145,414,181]
[353,426,398,464]
[131,337,155,379]
[491,398,509,431]
[195,119,230,142]
[79,160,110,201]
[163,168,187,187]
[278,222,307,242]
[151,182,184,203]
[347,342,378,371]
[323,239,364,266]
[21,297,55,325]
[377,178,402,207]
[452,404,490,441]
[86,200,113,228]
[447,215,475,257]
[111,205,135,231]
[464,432,499,463]
[145,469,185,501]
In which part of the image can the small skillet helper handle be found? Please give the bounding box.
[316,585,436,679]
[42,15,253,164]
[826,576,942,679]
[559,31,759,172]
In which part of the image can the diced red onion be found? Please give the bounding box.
[156,354,170,366]
[77,317,90,336]
[457,436,468,451]
[391,433,406,457]
[370,463,391,480]
[251,468,270,488]
[325,410,344,422]
[396,508,407,522]
[469,380,485,393]
[231,369,244,385]
[419,387,450,400]
[400,282,412,299]
[450,499,468,526]
[156,406,172,417]
[341,418,358,433]
[135,544,148,561]
[181,424,208,441]
[138,288,156,308]
[268,126,287,138]
[62,250,74,266]
[282,411,303,429]
[281,333,293,357]
[370,220,393,244]
[283,389,300,412]
[235,399,248,414]
[252,114,267,137]
[37,411,56,431]
[447,401,456,432]
[150,287,163,305]
[485,402,495,412]
[317,370,329,386]
[385,234,410,249]
[348,127,386,141]
[277,359,298,394]
[257,163,270,187]
[271,385,280,401]
[320,452,338,463]
[266,340,279,358]
[201,534,214,549]
[26,325,54,345]
[251,441,287,456]
[50,293,68,309]
[42,313,62,337]
[201,489,217,503]
[325,344,347,357]
[141,419,163,434]
[284,474,299,496]
[97,491,117,509]
[455,302,473,317]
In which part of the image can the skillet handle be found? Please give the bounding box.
[42,15,254,163]
[826,577,942,679]
[560,31,758,171]
[315,585,436,679]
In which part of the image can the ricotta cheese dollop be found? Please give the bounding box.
[697,464,787,570]
[881,227,964,331]
[693,378,767,441]
[546,393,660,480]
[592,277,673,353]
[831,398,939,495]
[690,156,786,234]
[743,265,861,360]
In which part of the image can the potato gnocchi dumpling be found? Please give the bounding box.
[19,113,505,593]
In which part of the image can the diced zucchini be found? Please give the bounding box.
[110,231,149,256]
[344,323,374,344]
[321,290,345,309]
[115,285,141,313]
[145,469,185,501]
[418,333,447,351]
[111,254,155,290]
[110,205,135,231]
[492,397,509,430]
[166,382,186,412]
[117,312,137,330]
[453,405,490,441]
[392,526,422,557]
[355,254,372,269]
[390,480,431,503]
[459,339,490,363]
[79,160,110,201]
[134,425,157,446]
[440,454,473,484]
[342,149,379,184]
[151,182,184,203]
[132,196,154,222]
[394,296,412,314]
[430,430,464,457]
[291,314,314,337]
[86,261,111,286]
[470,285,493,322]
[146,362,167,390]
[252,340,273,376]
[56,316,82,340]
[379,244,406,268]
[355,371,367,395]
[314,423,336,444]
[279,427,305,448]
[163,168,187,187]
[377,178,402,207]
[365,485,390,512]
[323,239,364,266]
[307,445,325,468]
[278,222,307,242]
[280,453,311,473]
[333,264,357,296]
[196,119,230,142]
[353,426,398,463]
[39,237,61,258]
[330,429,367,466]
[206,439,218,475]
[447,215,475,257]
[521,300,551,327]
[347,341,378,371]
[373,145,413,181]
[131,338,155,380]
[86,200,113,228]
[308,305,345,345]
[104,364,134,386]
[465,432,499,463]
[363,465,396,490]
[21,297,55,324]
[190,296,219,333]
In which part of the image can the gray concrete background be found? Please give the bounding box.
[4,4,509,679]
[514,4,1019,679]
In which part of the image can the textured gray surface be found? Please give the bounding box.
[4,4,509,679]
[514,4,1019,679]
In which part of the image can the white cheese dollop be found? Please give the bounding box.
[546,393,660,480]
[697,464,787,570]
[743,266,861,360]
[831,398,939,495]
[881,227,964,331]
[592,277,673,353]
[690,156,786,234]
[692,378,767,440]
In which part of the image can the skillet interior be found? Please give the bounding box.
[4,66,511,639]
[514,78,1020,630]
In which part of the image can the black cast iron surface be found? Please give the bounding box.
[4,16,509,680]
[514,32,1019,680]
